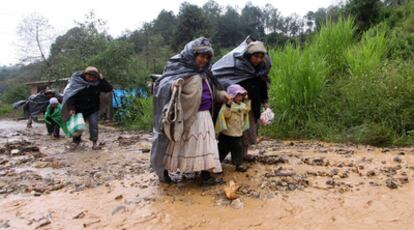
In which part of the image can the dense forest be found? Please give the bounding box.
[1,0,414,146]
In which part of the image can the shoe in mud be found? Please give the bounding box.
[92,142,102,150]
[244,155,256,163]
[236,164,248,172]
[200,177,225,187]
[67,142,80,151]
[92,146,102,150]
[161,170,173,184]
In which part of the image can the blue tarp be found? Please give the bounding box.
[112,88,148,108]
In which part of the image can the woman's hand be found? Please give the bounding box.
[223,92,232,104]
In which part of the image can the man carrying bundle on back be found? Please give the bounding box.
[62,66,113,150]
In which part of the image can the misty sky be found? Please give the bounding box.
[0,0,338,65]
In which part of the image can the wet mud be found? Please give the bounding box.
[0,120,413,229]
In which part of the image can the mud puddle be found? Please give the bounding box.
[0,119,413,229]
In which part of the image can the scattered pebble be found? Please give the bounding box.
[230,199,244,209]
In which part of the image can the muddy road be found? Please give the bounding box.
[0,119,413,229]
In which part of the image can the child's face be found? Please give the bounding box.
[234,94,244,103]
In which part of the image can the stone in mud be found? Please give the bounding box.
[73,211,86,219]
[10,149,21,155]
[141,148,151,153]
[385,178,399,189]
[33,161,49,168]
[31,191,42,196]
[0,158,8,165]
[114,194,123,200]
[332,175,340,180]
[275,169,295,177]
[393,156,402,163]
[35,219,51,229]
[366,170,376,177]
[287,183,297,191]
[254,155,288,165]
[398,176,409,184]
[230,199,244,209]
[139,184,148,189]
[326,179,335,186]
[306,171,318,176]
[215,198,231,206]
[83,219,101,228]
[330,168,339,176]
[112,205,126,215]
[249,191,260,199]
[313,157,325,166]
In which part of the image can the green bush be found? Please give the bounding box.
[0,84,30,104]
[115,96,153,132]
[0,103,13,117]
[266,16,414,146]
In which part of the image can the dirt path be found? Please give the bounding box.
[0,119,413,229]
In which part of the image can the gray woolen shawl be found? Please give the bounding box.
[151,37,222,182]
[61,72,100,123]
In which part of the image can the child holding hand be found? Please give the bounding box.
[215,84,251,172]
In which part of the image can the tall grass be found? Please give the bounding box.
[346,26,388,77]
[313,18,355,76]
[266,17,414,146]
[269,43,327,133]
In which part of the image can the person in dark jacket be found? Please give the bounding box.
[64,66,113,150]
[212,38,271,161]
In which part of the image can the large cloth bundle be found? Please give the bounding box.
[20,92,63,119]
[212,36,272,88]
[61,72,100,123]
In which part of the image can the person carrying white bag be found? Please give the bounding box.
[61,66,113,150]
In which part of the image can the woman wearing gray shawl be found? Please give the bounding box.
[212,37,272,161]
[151,37,229,185]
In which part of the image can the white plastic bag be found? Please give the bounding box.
[66,113,86,137]
[260,108,275,125]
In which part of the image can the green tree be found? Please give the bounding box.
[89,40,134,87]
[172,2,211,50]
[240,3,265,40]
[306,8,328,32]
[345,0,384,32]
[216,7,243,47]
[153,10,177,44]
[202,0,222,43]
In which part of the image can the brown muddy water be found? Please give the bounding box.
[0,119,413,230]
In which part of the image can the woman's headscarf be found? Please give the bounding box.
[156,37,214,87]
